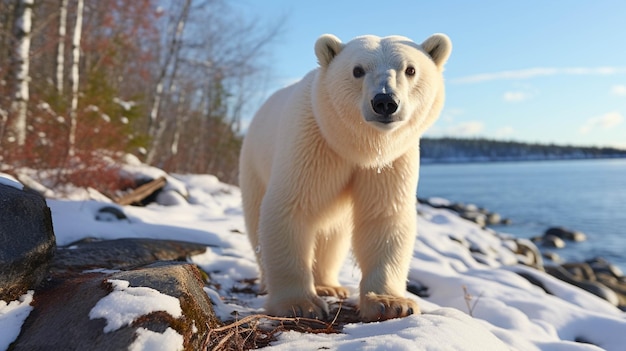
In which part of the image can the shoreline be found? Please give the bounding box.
[418,195,626,311]
[421,154,626,165]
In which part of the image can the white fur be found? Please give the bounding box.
[239,33,451,321]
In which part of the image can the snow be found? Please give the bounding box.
[128,327,183,351]
[89,279,183,333]
[2,164,626,350]
[0,291,34,351]
[0,173,23,190]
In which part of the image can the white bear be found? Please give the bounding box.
[239,33,451,321]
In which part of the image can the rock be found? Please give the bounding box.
[422,197,451,208]
[582,257,626,309]
[0,184,56,301]
[540,235,566,249]
[12,261,219,351]
[513,238,544,269]
[7,237,218,350]
[464,203,479,212]
[541,251,561,263]
[51,238,209,273]
[585,257,624,280]
[449,202,467,213]
[407,280,430,298]
[434,201,504,228]
[515,270,552,295]
[594,273,626,310]
[500,218,513,225]
[460,211,487,227]
[562,262,596,281]
[557,260,626,310]
[486,212,501,225]
[448,235,470,248]
[95,206,127,221]
[545,226,587,242]
[545,265,620,306]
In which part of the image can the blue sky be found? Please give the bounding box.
[235,0,626,149]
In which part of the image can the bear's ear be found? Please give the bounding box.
[315,34,344,67]
[421,34,452,70]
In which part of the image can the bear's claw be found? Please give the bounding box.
[266,294,330,320]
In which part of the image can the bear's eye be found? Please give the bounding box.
[353,66,365,78]
[405,66,416,77]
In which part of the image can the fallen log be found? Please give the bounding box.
[115,176,166,206]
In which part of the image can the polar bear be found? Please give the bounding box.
[239,33,451,321]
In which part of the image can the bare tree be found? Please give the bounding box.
[135,0,282,182]
[0,0,282,185]
[4,0,34,146]
[55,0,67,94]
[67,0,83,157]
[145,0,191,164]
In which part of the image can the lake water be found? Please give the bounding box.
[417,158,626,273]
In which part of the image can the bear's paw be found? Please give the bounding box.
[359,292,420,322]
[266,294,330,320]
[315,285,350,299]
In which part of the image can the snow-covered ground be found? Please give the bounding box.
[2,162,626,350]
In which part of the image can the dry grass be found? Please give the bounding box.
[203,303,360,350]
[462,285,484,317]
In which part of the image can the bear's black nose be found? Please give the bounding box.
[371,94,399,116]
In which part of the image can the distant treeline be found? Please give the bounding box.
[420,137,626,163]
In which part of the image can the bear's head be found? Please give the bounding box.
[312,33,451,166]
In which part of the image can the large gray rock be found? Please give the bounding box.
[51,237,209,273]
[0,184,56,301]
[12,261,219,351]
[11,238,216,350]
[545,226,587,242]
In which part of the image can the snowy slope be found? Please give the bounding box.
[2,169,625,350]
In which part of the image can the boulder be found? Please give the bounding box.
[95,206,127,222]
[586,257,624,280]
[513,238,544,269]
[8,238,216,350]
[500,218,513,225]
[545,265,619,306]
[12,261,219,351]
[541,251,561,263]
[51,238,209,273]
[0,184,56,302]
[485,212,502,225]
[538,235,566,249]
[545,226,587,242]
[460,211,487,227]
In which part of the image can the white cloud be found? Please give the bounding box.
[495,126,515,138]
[452,66,626,84]
[579,111,624,134]
[440,108,464,122]
[503,91,529,102]
[444,121,485,136]
[611,84,626,96]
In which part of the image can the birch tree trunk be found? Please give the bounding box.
[67,0,83,157]
[56,0,67,94]
[6,0,34,146]
[145,0,191,164]
[170,88,186,158]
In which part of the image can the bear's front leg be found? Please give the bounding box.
[352,157,420,322]
[257,200,329,319]
[255,129,353,320]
